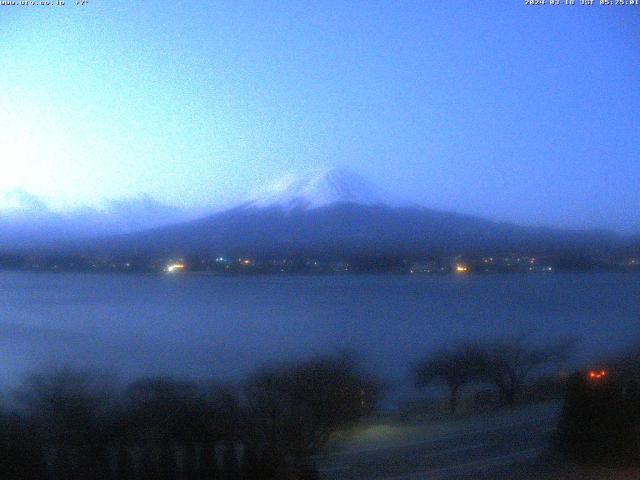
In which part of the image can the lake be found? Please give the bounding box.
[1,271,639,405]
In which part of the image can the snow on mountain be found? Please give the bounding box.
[243,166,404,211]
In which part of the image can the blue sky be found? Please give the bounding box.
[1,1,639,231]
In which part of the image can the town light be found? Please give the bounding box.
[165,263,185,273]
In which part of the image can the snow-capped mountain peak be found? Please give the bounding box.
[244,167,400,211]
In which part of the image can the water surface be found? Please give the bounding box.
[1,271,639,403]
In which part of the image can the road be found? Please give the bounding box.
[313,402,561,480]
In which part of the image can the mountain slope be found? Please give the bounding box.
[103,203,623,258]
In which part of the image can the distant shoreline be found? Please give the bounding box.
[1,267,638,278]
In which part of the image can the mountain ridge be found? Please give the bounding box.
[0,169,635,256]
[94,200,626,260]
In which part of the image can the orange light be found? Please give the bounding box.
[587,369,607,381]
[165,262,186,273]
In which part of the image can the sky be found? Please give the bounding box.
[1,1,639,232]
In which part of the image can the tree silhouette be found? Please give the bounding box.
[242,353,380,478]
[481,337,572,406]
[125,377,208,479]
[415,342,486,413]
[0,411,47,480]
[2,357,379,479]
[13,368,114,480]
[558,371,639,465]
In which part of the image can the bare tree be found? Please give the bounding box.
[242,353,380,479]
[121,376,242,480]
[481,337,573,406]
[414,342,486,414]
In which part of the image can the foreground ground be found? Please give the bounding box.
[313,402,639,480]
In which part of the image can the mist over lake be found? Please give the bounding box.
[1,271,639,405]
